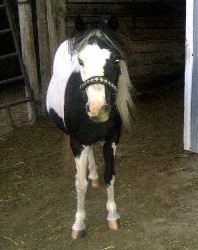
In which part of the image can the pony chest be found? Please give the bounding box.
[73,111,121,145]
[76,122,112,145]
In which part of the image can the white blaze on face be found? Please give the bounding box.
[78,43,111,121]
[86,84,106,117]
[78,43,111,81]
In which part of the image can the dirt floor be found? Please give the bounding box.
[1,85,198,250]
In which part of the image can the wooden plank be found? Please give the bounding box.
[0,97,30,110]
[65,27,184,42]
[0,28,11,34]
[130,0,185,2]
[129,63,183,77]
[131,40,184,53]
[65,16,185,29]
[0,52,18,60]
[128,28,185,41]
[0,4,5,8]
[36,0,51,113]
[46,0,67,61]
[0,75,24,86]
[131,68,184,91]
[46,0,58,61]
[129,51,184,66]
[133,0,185,2]
[5,106,16,128]
[124,17,185,29]
[67,0,133,3]
[66,3,185,17]
[67,0,185,3]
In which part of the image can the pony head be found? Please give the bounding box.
[70,16,134,126]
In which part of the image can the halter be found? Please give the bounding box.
[80,76,118,93]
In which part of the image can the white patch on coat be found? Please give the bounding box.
[73,146,89,231]
[88,146,99,181]
[78,43,111,117]
[78,43,111,81]
[46,40,79,122]
[106,176,120,221]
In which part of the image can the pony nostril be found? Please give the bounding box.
[102,105,109,112]
[86,104,90,112]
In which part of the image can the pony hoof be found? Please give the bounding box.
[88,178,99,188]
[71,229,86,240]
[108,219,121,230]
[91,179,99,188]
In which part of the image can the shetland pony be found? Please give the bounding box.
[46,16,133,239]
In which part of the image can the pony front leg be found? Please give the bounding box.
[103,142,120,230]
[70,137,89,239]
[88,146,99,188]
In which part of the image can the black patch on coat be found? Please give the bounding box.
[49,108,68,133]
[103,142,116,186]
[70,135,84,158]
[64,72,122,146]
[64,71,85,136]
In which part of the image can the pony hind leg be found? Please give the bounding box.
[70,137,89,239]
[88,146,99,188]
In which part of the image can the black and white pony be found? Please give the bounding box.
[46,16,133,239]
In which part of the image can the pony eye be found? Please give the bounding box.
[78,58,84,66]
[114,59,120,63]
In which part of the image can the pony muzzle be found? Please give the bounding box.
[87,103,111,123]
[81,76,116,123]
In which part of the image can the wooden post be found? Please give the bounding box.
[46,0,67,61]
[36,0,51,114]
[17,0,41,121]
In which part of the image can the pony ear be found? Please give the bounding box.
[107,15,119,31]
[75,16,86,31]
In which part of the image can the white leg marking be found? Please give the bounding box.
[72,146,89,231]
[88,146,99,181]
[107,176,120,221]
[112,142,116,157]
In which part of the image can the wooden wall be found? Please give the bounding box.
[65,0,186,92]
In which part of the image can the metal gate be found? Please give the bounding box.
[0,0,35,128]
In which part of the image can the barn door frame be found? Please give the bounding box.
[184,0,198,153]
